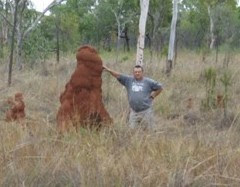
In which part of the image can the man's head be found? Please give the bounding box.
[133,65,144,80]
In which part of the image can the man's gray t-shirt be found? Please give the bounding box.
[117,75,163,112]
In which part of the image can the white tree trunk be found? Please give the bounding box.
[8,0,19,86]
[0,17,9,44]
[167,0,178,62]
[17,0,64,69]
[113,11,121,63]
[152,11,160,50]
[208,6,215,49]
[166,0,179,75]
[16,21,23,69]
[16,0,26,70]
[136,0,149,66]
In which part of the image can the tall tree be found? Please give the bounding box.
[0,0,65,70]
[0,1,10,58]
[96,0,137,60]
[20,0,65,68]
[55,14,60,63]
[148,0,171,58]
[15,0,28,69]
[136,0,150,66]
[8,0,19,86]
[166,0,179,75]
[208,5,215,49]
[110,0,132,61]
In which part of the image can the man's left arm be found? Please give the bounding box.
[150,87,163,99]
[150,80,163,99]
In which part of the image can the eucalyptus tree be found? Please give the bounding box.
[0,3,4,57]
[0,0,32,68]
[8,0,19,86]
[42,0,138,55]
[136,0,149,66]
[96,0,138,60]
[20,0,65,69]
[0,0,65,71]
[178,0,209,49]
[94,2,116,50]
[23,15,56,65]
[166,0,179,75]
[50,3,81,62]
[109,0,137,53]
[148,0,171,55]
[0,0,11,58]
[205,0,237,49]
[64,0,96,42]
[180,0,238,50]
[15,0,31,69]
[209,1,238,45]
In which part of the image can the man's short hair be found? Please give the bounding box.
[134,65,144,72]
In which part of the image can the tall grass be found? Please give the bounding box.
[0,50,240,186]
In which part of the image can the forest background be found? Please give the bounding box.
[1,0,240,186]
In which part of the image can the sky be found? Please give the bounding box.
[31,0,53,12]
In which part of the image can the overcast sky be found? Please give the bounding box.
[31,0,53,12]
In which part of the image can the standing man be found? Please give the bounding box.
[103,65,163,130]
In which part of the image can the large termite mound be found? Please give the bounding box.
[5,92,25,122]
[57,45,112,132]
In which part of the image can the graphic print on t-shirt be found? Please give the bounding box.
[132,82,144,92]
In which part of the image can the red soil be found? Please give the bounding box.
[5,92,25,122]
[57,45,112,132]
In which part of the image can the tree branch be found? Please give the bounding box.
[0,0,30,28]
[0,11,13,27]
[23,0,65,38]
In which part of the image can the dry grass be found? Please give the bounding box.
[0,50,240,186]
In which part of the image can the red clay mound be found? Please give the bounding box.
[5,92,25,122]
[57,45,112,132]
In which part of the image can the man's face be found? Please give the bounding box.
[133,67,143,80]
